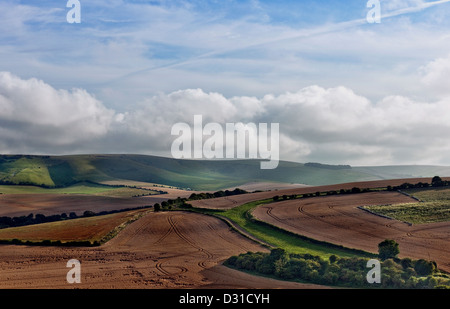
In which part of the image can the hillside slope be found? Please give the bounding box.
[1,154,450,191]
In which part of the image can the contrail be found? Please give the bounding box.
[382,0,450,18]
[107,0,450,84]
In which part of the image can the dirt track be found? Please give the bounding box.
[0,211,324,289]
[252,192,450,273]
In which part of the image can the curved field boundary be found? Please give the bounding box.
[191,201,375,259]
[248,211,374,258]
[397,190,422,202]
[214,214,275,250]
[357,205,413,226]
[251,192,450,272]
[190,178,445,210]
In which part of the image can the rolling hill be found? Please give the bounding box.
[1,154,450,191]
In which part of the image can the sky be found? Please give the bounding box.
[1,0,450,166]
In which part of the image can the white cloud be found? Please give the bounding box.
[2,69,450,165]
[117,83,450,165]
[421,54,450,96]
[0,72,115,150]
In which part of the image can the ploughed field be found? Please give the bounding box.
[0,186,203,218]
[1,177,449,288]
[251,191,450,273]
[0,211,322,289]
[190,178,443,210]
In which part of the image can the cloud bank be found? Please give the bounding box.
[1,63,450,166]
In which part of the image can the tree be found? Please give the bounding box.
[35,214,46,223]
[83,210,96,217]
[154,203,161,212]
[378,239,400,260]
[351,187,361,194]
[329,255,338,264]
[431,176,443,187]
[414,259,436,276]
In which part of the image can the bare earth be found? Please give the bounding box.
[190,178,444,210]
[252,191,450,273]
[0,187,200,218]
[0,211,323,289]
[1,178,448,289]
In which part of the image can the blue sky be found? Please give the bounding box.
[2,0,450,165]
[3,0,449,102]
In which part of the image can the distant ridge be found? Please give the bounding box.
[1,154,450,191]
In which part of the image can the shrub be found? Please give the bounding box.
[351,187,361,193]
[378,239,400,260]
[225,249,448,289]
[414,259,436,276]
[226,255,238,266]
[83,210,96,217]
[255,256,275,275]
[400,257,413,269]
[329,255,338,264]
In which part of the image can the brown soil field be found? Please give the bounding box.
[0,209,149,243]
[0,187,200,218]
[251,191,450,273]
[0,194,149,217]
[224,182,310,192]
[190,178,449,210]
[0,211,324,289]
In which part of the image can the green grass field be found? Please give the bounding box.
[0,157,55,186]
[0,182,159,198]
[365,202,450,224]
[196,199,373,260]
[365,187,450,224]
[405,187,450,202]
[2,154,450,191]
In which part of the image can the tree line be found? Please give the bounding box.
[225,240,450,289]
[271,176,449,202]
[153,188,248,211]
[0,206,152,230]
[0,188,248,228]
[187,188,248,200]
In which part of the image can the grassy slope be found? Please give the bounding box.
[0,182,158,197]
[1,154,450,191]
[0,156,55,186]
[353,165,450,179]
